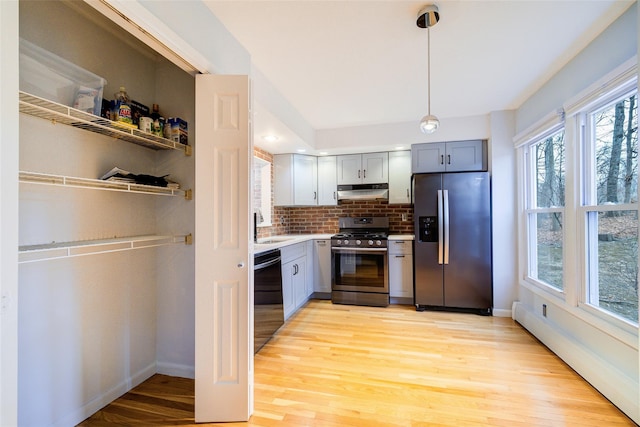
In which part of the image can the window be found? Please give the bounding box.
[583,90,638,323]
[253,156,272,226]
[524,128,566,291]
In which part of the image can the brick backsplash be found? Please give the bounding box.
[253,147,414,238]
[286,201,414,234]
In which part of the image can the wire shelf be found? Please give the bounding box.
[19,91,191,155]
[19,234,191,263]
[19,171,188,197]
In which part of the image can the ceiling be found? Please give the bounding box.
[204,0,634,154]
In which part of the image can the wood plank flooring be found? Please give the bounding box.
[78,300,636,426]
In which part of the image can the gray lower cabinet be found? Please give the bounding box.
[388,239,414,303]
[281,242,309,320]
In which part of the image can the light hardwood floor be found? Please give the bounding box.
[79,300,636,426]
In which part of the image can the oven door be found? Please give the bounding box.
[331,247,389,293]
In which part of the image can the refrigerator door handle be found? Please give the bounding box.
[443,189,450,265]
[437,190,444,264]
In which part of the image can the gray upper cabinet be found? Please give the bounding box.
[412,140,487,173]
[388,150,411,204]
[337,152,388,185]
[274,154,318,206]
[317,155,338,205]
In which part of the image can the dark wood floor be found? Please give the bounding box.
[78,300,637,426]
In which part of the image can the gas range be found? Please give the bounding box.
[331,216,390,307]
[331,217,390,249]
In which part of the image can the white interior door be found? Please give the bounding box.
[195,74,252,422]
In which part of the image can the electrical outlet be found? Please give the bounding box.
[401,213,408,221]
[542,304,547,317]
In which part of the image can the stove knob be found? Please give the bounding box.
[368,240,374,246]
[344,240,349,245]
[336,240,342,245]
[356,240,362,246]
[376,240,382,246]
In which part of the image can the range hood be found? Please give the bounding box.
[337,183,389,201]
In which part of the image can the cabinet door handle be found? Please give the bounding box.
[447,154,451,165]
[333,191,336,200]
[395,241,405,244]
[440,155,444,165]
[363,169,367,178]
[395,255,405,258]
[294,264,298,275]
[406,189,409,198]
[314,191,317,200]
[358,170,361,178]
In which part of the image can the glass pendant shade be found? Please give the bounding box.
[419,114,440,133]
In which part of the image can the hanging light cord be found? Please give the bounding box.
[427,26,431,116]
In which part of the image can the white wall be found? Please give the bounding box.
[516,3,637,133]
[489,111,518,316]
[0,0,20,425]
[153,60,196,378]
[316,114,490,154]
[513,3,639,422]
[136,0,251,76]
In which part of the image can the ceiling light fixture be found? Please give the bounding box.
[262,135,279,142]
[417,4,440,134]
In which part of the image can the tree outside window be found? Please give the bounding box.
[526,129,565,290]
[585,92,638,323]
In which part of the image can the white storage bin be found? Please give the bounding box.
[19,38,106,116]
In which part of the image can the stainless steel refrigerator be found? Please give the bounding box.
[413,172,492,315]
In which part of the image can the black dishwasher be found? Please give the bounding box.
[253,248,284,353]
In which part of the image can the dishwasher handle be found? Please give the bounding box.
[254,256,281,271]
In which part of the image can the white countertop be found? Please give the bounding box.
[254,234,333,253]
[254,233,413,253]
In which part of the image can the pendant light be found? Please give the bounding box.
[417,4,440,134]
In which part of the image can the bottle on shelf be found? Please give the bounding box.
[150,103,164,137]
[113,86,133,125]
[150,103,160,120]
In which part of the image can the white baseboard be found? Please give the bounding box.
[513,301,639,423]
[492,308,512,317]
[157,361,195,379]
[54,362,157,427]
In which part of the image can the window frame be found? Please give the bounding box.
[516,58,639,343]
[521,124,567,297]
[577,84,638,329]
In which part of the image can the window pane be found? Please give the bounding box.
[587,210,638,323]
[592,93,638,205]
[531,212,563,290]
[253,156,272,226]
[534,130,565,208]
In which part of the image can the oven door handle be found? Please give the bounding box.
[331,247,388,253]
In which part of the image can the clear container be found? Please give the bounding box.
[19,38,106,116]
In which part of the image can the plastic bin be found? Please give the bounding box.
[19,38,107,116]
